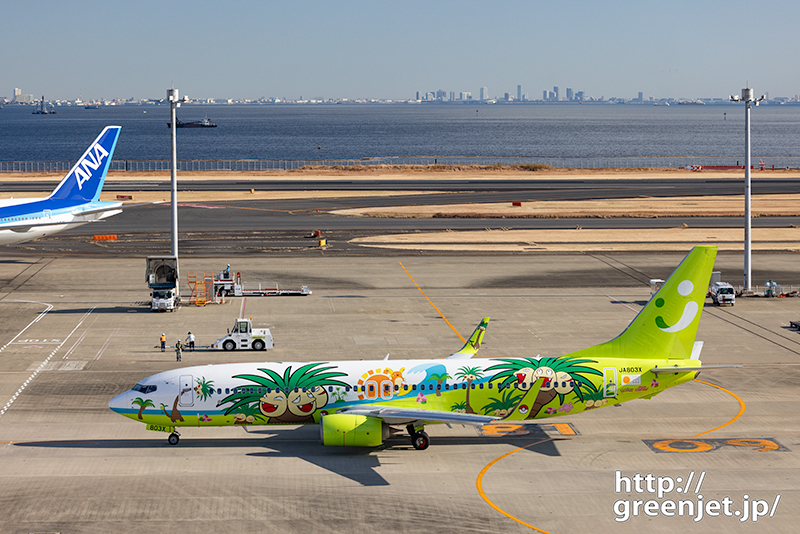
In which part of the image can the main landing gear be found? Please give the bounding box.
[406,424,429,450]
[168,431,180,445]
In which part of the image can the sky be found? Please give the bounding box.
[3,0,799,102]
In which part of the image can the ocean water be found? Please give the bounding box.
[1,103,799,163]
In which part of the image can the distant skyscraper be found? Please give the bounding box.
[548,91,555,101]
[553,86,559,101]
[450,91,455,102]
[415,91,420,101]
[576,91,584,102]
[543,90,548,101]
[460,91,472,100]
[517,85,522,101]
[480,87,488,100]
[436,89,447,101]
[566,88,573,101]
[638,91,643,102]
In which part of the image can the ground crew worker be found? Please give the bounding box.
[160,333,166,352]
[175,339,183,362]
[185,331,195,352]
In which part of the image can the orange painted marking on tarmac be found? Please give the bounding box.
[541,423,576,436]
[398,261,465,343]
[692,379,746,437]
[476,438,556,533]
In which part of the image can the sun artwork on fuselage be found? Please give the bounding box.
[356,367,405,401]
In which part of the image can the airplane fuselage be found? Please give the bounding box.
[109,356,697,429]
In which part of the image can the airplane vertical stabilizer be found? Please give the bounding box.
[573,246,717,360]
[48,126,121,204]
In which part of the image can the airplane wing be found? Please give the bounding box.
[337,405,500,426]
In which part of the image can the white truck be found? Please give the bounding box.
[710,281,735,306]
[147,256,179,312]
[211,318,273,351]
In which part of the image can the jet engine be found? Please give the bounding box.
[320,414,390,447]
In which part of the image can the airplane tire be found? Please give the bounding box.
[168,433,180,445]
[223,340,236,351]
[411,431,429,451]
[252,340,265,351]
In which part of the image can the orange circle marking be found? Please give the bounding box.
[652,439,713,453]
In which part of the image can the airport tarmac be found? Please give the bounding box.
[0,254,798,533]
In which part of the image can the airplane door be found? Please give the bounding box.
[603,367,617,398]
[43,209,52,222]
[179,375,194,406]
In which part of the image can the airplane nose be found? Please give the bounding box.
[109,391,129,414]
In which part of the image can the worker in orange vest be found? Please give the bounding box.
[160,333,166,352]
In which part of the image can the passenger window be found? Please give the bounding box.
[479,383,484,389]
[394,385,399,391]
[471,384,475,389]
[225,388,230,394]
[345,386,351,392]
[302,387,307,392]
[411,384,417,391]
[369,385,374,392]
[488,383,493,389]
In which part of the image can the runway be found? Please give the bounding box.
[0,254,797,533]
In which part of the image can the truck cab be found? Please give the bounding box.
[151,289,177,312]
[710,281,735,306]
[212,318,273,351]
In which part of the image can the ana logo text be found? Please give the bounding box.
[74,143,109,190]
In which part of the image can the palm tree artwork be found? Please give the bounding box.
[131,397,155,420]
[454,365,484,413]
[485,355,601,419]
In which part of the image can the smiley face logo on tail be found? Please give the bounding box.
[655,280,698,333]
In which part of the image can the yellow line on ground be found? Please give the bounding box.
[476,438,556,533]
[692,379,746,436]
[398,261,465,343]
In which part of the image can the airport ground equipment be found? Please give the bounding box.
[211,318,273,351]
[710,281,735,306]
[147,256,179,312]
[212,268,311,297]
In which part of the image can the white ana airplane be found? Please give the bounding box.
[0,126,123,245]
[110,246,733,450]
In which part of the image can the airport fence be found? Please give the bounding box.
[2,155,800,173]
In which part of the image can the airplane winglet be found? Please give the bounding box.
[446,317,489,359]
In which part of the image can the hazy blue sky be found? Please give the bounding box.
[3,0,798,101]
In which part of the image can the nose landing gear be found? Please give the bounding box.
[168,431,180,445]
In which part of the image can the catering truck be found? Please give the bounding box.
[147,256,179,312]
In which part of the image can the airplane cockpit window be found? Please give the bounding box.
[132,383,157,394]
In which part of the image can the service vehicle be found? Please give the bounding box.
[211,318,273,351]
[212,268,311,297]
[147,256,179,312]
[710,281,735,306]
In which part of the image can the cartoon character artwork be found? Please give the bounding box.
[485,355,602,419]
[194,377,215,401]
[218,363,348,424]
[161,396,185,423]
[454,365,484,414]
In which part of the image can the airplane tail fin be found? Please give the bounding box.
[446,317,489,359]
[577,246,717,361]
[48,126,121,204]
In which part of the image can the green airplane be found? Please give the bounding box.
[111,246,728,450]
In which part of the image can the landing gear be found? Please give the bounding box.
[168,432,180,445]
[407,424,430,450]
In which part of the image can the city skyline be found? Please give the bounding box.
[3,0,799,102]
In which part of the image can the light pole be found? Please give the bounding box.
[729,88,765,294]
[167,88,189,258]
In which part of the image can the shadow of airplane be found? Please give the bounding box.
[13,425,564,486]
